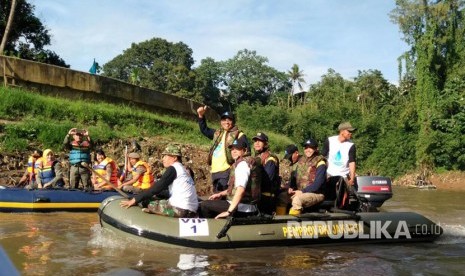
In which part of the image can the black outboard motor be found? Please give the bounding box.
[356,176,393,211]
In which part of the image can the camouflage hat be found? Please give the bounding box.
[338,122,356,132]
[162,144,182,157]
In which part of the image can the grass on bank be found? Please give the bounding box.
[0,86,294,156]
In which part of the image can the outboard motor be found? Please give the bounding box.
[356,176,393,211]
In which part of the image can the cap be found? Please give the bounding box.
[283,144,298,161]
[228,139,248,149]
[338,122,356,132]
[128,152,140,159]
[252,132,268,142]
[162,144,182,157]
[302,138,318,148]
[220,111,235,121]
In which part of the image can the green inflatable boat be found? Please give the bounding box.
[98,176,443,249]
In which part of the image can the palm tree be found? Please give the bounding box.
[0,0,18,54]
[286,64,306,109]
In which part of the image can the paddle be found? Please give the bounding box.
[216,216,234,239]
[81,162,129,199]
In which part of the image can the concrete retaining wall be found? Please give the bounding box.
[0,55,219,120]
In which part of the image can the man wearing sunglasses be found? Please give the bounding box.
[321,122,357,187]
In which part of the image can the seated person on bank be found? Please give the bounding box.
[119,144,198,218]
[287,139,327,215]
[200,139,261,219]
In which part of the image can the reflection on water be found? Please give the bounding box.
[0,187,464,275]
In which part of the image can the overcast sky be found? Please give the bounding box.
[31,0,408,87]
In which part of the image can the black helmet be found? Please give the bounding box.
[302,138,318,148]
[220,111,235,121]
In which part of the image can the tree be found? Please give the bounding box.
[193,57,222,109]
[286,64,306,108]
[390,0,465,166]
[102,37,195,96]
[353,70,392,115]
[0,0,16,54]
[0,0,68,67]
[219,49,288,108]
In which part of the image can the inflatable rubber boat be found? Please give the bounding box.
[98,176,443,249]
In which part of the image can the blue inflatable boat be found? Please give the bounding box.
[0,185,120,212]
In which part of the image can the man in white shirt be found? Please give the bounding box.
[321,122,357,187]
[199,139,261,218]
[120,144,198,218]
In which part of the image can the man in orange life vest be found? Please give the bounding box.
[63,128,93,190]
[91,149,118,190]
[197,106,250,193]
[20,149,43,189]
[119,152,154,193]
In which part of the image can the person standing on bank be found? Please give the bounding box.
[63,128,93,190]
[199,139,261,219]
[120,144,198,218]
[197,106,250,193]
[252,132,280,214]
[321,122,357,187]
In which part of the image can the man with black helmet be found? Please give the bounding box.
[197,105,250,193]
[199,139,261,218]
[282,139,327,216]
[252,132,280,214]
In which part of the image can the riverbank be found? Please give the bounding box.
[1,138,463,192]
[394,171,465,191]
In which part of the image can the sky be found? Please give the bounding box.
[31,0,408,87]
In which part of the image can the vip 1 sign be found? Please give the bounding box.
[179,218,209,237]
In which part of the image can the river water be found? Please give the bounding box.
[1,187,464,275]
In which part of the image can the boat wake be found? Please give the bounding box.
[435,224,465,245]
[88,224,132,249]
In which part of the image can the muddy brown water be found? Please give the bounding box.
[0,186,464,275]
